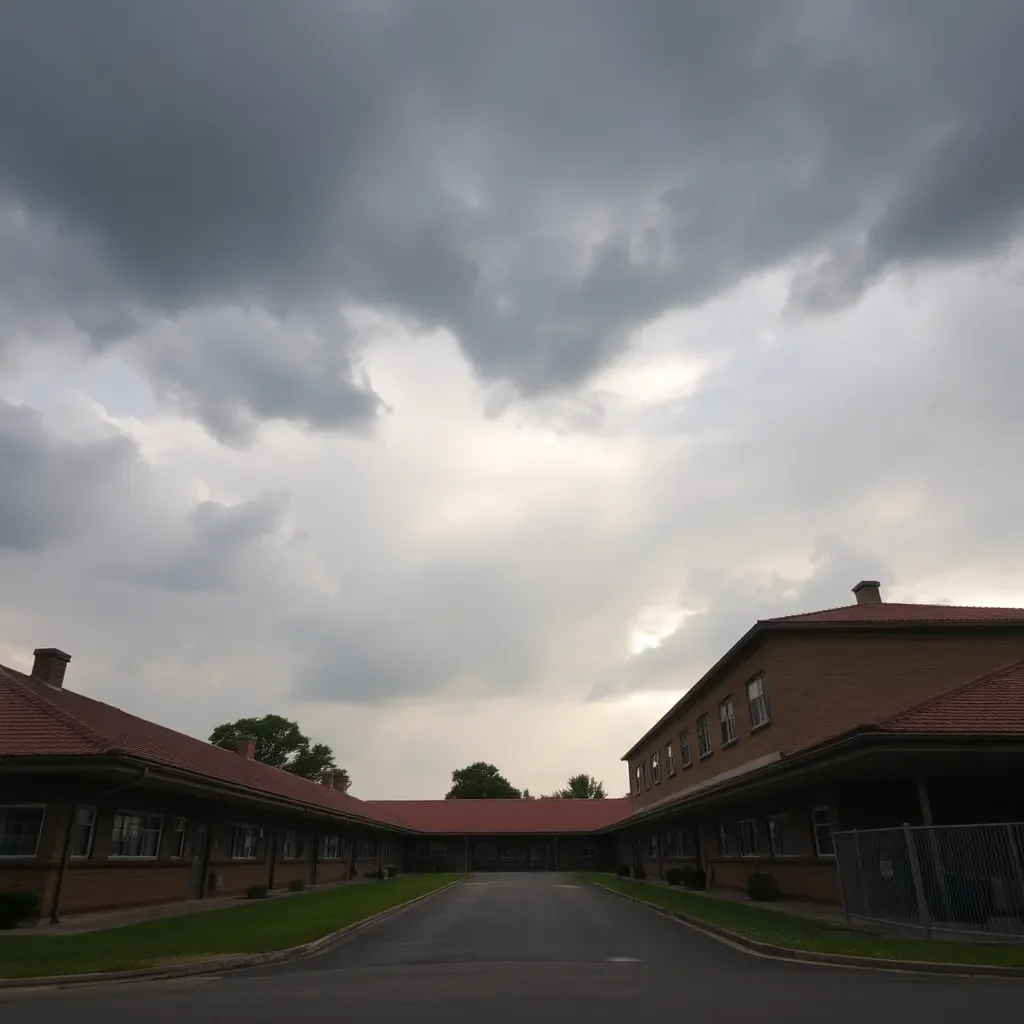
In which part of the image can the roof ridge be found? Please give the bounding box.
[0,664,119,754]
[877,655,1024,729]
[766,601,1024,623]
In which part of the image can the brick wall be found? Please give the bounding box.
[626,627,1024,814]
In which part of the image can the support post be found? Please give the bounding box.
[904,822,932,936]
[49,800,79,925]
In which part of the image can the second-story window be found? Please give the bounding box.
[747,673,770,728]
[634,763,643,795]
[651,750,661,784]
[680,730,692,767]
[697,713,712,758]
[666,742,675,776]
[719,696,736,744]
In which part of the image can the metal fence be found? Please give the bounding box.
[835,823,1024,938]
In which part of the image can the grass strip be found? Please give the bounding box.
[572,872,1024,969]
[0,874,461,979]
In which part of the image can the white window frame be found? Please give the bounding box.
[358,838,375,860]
[576,840,599,858]
[680,730,692,768]
[110,810,164,859]
[283,830,303,860]
[229,823,260,860]
[666,742,675,776]
[69,805,97,859]
[747,673,770,729]
[716,823,731,857]
[634,763,642,794]
[719,696,736,744]
[647,835,658,858]
[812,806,836,858]
[697,714,712,758]
[737,818,759,858]
[321,834,342,859]
[0,804,47,858]
[169,817,186,859]
[651,750,661,784]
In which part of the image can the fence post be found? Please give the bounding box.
[904,822,931,937]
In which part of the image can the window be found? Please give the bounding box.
[812,807,835,858]
[737,819,759,858]
[747,673,770,729]
[69,805,96,859]
[0,805,45,857]
[358,839,375,860]
[697,714,712,758]
[634,764,642,794]
[679,731,692,768]
[719,696,736,744]
[321,834,342,859]
[283,830,299,859]
[666,742,676,776]
[110,811,163,858]
[663,832,679,858]
[651,750,661,784]
[716,823,732,857]
[430,841,447,857]
[576,840,598,858]
[768,813,796,857]
[230,823,260,860]
[169,817,186,858]
[678,828,696,859]
[647,835,658,858]
[381,841,395,861]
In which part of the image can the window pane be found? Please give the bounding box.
[0,806,45,857]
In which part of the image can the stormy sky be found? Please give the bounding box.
[2,1,1023,798]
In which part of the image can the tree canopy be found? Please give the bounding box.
[445,762,521,799]
[209,714,347,786]
[555,773,607,799]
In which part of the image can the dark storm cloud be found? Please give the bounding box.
[0,399,136,550]
[2,0,1024,434]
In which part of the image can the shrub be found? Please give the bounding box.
[288,878,306,892]
[631,864,647,880]
[0,890,42,929]
[615,864,631,877]
[386,866,398,878]
[746,870,780,901]
[246,884,269,900]
[680,866,707,890]
[665,867,684,886]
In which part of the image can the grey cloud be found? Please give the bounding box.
[2,1,1024,434]
[109,492,289,593]
[0,399,136,551]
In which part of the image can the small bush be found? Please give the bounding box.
[0,890,42,929]
[245,883,269,900]
[665,867,684,886]
[615,863,631,877]
[680,866,707,890]
[631,864,647,880]
[746,870,780,901]
[287,878,306,892]
[386,866,398,878]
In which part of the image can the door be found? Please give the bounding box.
[189,824,208,899]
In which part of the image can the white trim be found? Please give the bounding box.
[811,805,836,858]
[69,805,97,859]
[737,817,759,858]
[169,817,186,859]
[110,809,164,859]
[0,803,47,859]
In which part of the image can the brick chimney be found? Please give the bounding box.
[235,735,256,759]
[852,580,882,605]
[32,648,71,688]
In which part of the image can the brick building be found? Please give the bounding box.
[3,580,1024,919]
[615,582,1024,903]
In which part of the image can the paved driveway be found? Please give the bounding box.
[2,873,1021,1022]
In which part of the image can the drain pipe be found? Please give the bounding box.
[50,766,150,924]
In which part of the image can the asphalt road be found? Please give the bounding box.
[2,873,1021,1022]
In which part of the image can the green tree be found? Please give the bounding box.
[209,714,347,786]
[556,773,607,799]
[445,762,521,799]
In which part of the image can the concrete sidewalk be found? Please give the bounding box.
[14,878,373,936]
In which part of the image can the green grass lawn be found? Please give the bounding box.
[572,873,1024,969]
[0,874,461,980]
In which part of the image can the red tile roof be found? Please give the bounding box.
[0,664,412,831]
[764,603,1024,625]
[879,658,1024,734]
[369,798,631,834]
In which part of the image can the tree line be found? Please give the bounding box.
[209,716,609,799]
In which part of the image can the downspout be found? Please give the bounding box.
[50,765,150,925]
[267,825,278,891]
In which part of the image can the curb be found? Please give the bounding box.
[582,879,1024,979]
[0,877,465,991]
